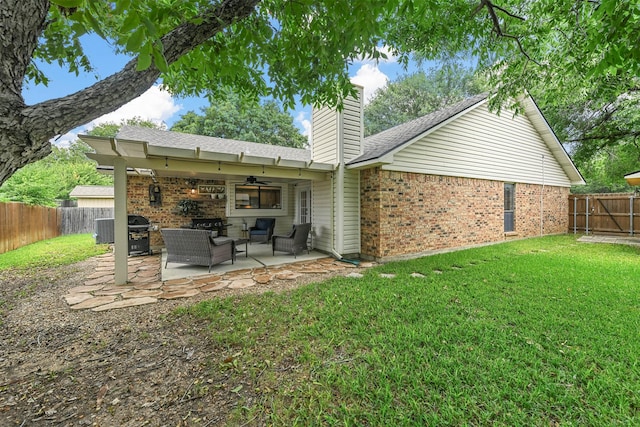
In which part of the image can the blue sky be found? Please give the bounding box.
[24,35,419,146]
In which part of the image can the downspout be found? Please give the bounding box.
[540,154,545,236]
[332,109,345,259]
[330,170,342,260]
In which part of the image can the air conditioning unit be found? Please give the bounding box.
[95,218,115,244]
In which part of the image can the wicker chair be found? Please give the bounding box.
[249,218,276,243]
[272,223,311,258]
[161,228,233,272]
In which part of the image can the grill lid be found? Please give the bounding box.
[128,215,150,225]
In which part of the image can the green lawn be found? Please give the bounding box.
[177,235,640,425]
[0,233,109,270]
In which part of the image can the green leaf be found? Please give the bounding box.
[136,53,152,71]
[126,27,146,52]
[152,46,169,72]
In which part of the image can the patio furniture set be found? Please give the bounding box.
[162,217,312,272]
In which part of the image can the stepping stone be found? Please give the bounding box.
[192,275,222,285]
[84,275,115,286]
[63,293,94,305]
[411,273,426,278]
[135,269,160,278]
[226,269,254,278]
[433,270,443,274]
[70,296,118,310]
[254,274,272,284]
[163,283,200,292]
[122,289,163,299]
[200,281,230,292]
[68,284,106,294]
[380,273,396,278]
[164,278,191,286]
[133,282,163,290]
[94,287,132,296]
[228,279,256,289]
[275,272,303,280]
[129,275,160,284]
[159,289,200,300]
[346,272,363,278]
[359,262,375,268]
[92,297,157,311]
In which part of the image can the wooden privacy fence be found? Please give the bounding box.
[0,202,115,254]
[59,207,114,235]
[569,194,640,235]
[0,202,61,254]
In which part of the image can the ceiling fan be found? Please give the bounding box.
[244,175,271,185]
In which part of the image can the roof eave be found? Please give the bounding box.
[346,154,394,170]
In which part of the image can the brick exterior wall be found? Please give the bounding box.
[360,169,569,260]
[127,176,227,248]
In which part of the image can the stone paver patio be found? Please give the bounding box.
[64,253,376,311]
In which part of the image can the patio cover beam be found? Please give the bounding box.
[86,153,331,181]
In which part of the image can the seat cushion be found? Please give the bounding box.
[250,230,268,235]
[255,218,272,230]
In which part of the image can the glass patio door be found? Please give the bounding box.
[297,185,312,248]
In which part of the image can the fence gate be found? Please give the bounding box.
[569,194,640,235]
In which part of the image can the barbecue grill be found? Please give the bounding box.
[128,214,152,255]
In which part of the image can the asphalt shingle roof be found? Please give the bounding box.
[116,126,311,162]
[348,93,488,166]
[69,185,114,198]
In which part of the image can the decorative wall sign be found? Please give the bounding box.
[198,185,226,195]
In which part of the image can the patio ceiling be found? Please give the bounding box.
[81,134,334,182]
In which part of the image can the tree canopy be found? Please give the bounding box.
[364,64,486,136]
[170,93,307,148]
[1,0,638,186]
[0,119,160,206]
[0,140,112,206]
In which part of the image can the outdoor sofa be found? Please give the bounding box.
[161,228,233,272]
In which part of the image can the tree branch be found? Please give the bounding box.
[23,0,261,142]
[474,0,540,66]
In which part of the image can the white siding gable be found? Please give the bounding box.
[388,103,573,187]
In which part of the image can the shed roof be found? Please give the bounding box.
[69,185,114,198]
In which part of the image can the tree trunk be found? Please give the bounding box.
[0,0,260,185]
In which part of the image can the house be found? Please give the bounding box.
[69,185,115,208]
[80,87,584,284]
[624,171,640,186]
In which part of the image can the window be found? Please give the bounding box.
[235,185,281,209]
[504,183,515,232]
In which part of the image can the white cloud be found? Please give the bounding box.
[50,85,182,147]
[295,110,312,144]
[88,85,181,130]
[52,131,78,148]
[350,64,389,104]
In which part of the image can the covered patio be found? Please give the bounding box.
[161,240,328,281]
[80,126,337,285]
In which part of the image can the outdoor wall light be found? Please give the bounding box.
[187,179,197,194]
